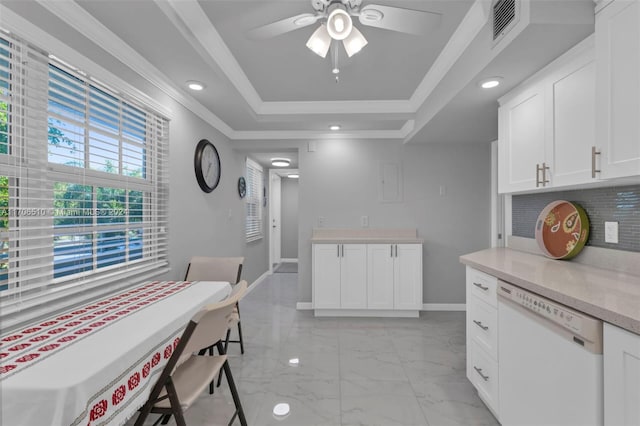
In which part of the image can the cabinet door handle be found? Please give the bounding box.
[473,320,489,331]
[391,245,393,257]
[591,146,601,178]
[341,245,344,257]
[474,366,489,381]
[541,162,550,186]
[395,245,398,257]
[337,245,340,257]
[536,163,542,187]
[473,282,489,291]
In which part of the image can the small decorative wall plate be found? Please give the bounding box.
[535,200,589,260]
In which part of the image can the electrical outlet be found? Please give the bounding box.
[605,221,619,244]
[439,185,446,196]
[361,215,369,228]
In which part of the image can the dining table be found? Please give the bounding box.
[0,279,232,426]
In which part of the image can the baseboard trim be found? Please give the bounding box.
[296,302,313,310]
[314,309,419,317]
[422,303,466,311]
[280,258,298,263]
[246,270,270,296]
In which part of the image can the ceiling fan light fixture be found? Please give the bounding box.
[306,24,332,58]
[343,26,368,57]
[326,6,353,40]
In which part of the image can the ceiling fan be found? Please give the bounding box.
[249,0,442,59]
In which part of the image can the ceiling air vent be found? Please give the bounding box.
[493,0,517,41]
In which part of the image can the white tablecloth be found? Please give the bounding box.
[0,280,231,426]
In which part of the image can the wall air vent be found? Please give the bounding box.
[493,0,517,41]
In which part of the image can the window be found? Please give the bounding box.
[0,31,169,321]
[245,157,263,242]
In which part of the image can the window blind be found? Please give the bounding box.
[245,157,263,242]
[0,31,169,325]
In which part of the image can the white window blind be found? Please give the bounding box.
[245,157,263,242]
[0,31,169,325]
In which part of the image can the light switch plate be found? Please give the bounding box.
[605,221,619,244]
[361,215,369,228]
[318,216,325,227]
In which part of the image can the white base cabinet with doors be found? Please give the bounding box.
[367,244,422,311]
[595,0,640,180]
[312,243,367,310]
[465,266,500,420]
[604,322,640,426]
[312,237,422,317]
[498,36,597,193]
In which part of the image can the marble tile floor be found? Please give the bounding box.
[126,272,499,426]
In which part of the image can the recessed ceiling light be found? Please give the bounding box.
[273,402,290,417]
[186,81,205,91]
[329,125,341,131]
[271,158,291,167]
[289,357,300,364]
[479,77,502,89]
[332,67,340,74]
[287,174,299,179]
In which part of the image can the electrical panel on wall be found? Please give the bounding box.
[379,162,403,203]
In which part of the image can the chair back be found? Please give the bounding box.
[178,280,247,362]
[185,256,244,284]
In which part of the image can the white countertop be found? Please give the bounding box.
[460,248,640,335]
[310,228,424,244]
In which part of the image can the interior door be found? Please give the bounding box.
[270,173,282,268]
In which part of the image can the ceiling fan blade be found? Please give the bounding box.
[358,4,442,36]
[248,13,322,39]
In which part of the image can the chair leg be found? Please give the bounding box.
[237,320,245,355]
[223,328,231,353]
[166,379,186,426]
[217,342,247,426]
[134,401,153,426]
[160,414,172,425]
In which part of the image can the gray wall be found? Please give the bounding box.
[281,178,299,259]
[162,108,269,284]
[296,139,492,305]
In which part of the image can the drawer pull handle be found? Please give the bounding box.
[473,320,489,331]
[473,282,489,291]
[474,366,489,381]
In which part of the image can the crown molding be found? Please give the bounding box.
[410,0,490,108]
[232,120,414,140]
[23,0,487,141]
[0,5,174,120]
[35,0,234,138]
[161,0,263,110]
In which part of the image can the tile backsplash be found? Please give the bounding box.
[512,184,640,252]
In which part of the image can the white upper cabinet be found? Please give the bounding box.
[596,0,640,179]
[550,53,596,186]
[498,83,547,193]
[499,37,596,193]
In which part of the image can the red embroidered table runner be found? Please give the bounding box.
[0,280,231,426]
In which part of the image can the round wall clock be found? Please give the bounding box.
[238,176,247,198]
[194,139,221,193]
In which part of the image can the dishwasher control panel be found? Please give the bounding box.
[501,284,582,333]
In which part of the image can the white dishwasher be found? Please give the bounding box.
[497,280,603,426]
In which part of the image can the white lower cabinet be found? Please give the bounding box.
[312,244,366,309]
[367,244,423,311]
[465,266,500,420]
[604,322,640,426]
[313,243,422,316]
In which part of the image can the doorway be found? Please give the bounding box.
[269,168,299,273]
